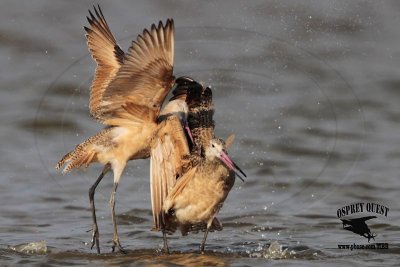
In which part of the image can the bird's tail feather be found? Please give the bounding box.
[55,147,96,174]
[55,128,112,173]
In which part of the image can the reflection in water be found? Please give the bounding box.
[4,241,320,265]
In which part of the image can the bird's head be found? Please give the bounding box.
[205,138,246,181]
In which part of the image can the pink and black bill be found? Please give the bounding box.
[182,118,194,143]
[218,150,247,182]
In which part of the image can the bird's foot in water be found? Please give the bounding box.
[89,224,100,254]
[111,238,127,254]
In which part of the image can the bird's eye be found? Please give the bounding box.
[212,144,215,148]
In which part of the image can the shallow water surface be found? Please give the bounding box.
[1,0,399,266]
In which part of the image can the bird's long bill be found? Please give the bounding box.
[219,151,247,182]
[183,121,194,143]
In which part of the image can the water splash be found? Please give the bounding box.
[251,240,296,259]
[9,240,47,254]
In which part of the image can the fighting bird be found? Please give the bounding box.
[341,216,377,242]
[150,77,246,253]
[56,5,191,253]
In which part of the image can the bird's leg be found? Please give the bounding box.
[200,227,209,253]
[162,229,169,254]
[110,182,126,254]
[160,212,169,253]
[89,164,110,254]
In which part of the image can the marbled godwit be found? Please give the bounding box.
[150,78,246,252]
[56,6,189,253]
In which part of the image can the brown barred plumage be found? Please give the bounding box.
[151,76,246,253]
[55,5,185,254]
[56,127,113,173]
[170,78,216,154]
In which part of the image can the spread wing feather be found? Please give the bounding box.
[84,5,125,121]
[85,5,175,124]
[150,116,190,230]
[97,19,175,123]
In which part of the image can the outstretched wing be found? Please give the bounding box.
[150,116,190,230]
[84,5,125,121]
[97,19,175,123]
